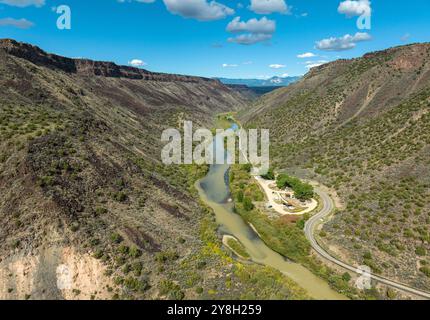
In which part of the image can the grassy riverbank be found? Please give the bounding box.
[156,154,311,299]
[229,164,383,300]
[171,115,312,300]
[215,113,237,129]
[224,236,251,260]
[138,160,310,300]
[185,200,311,300]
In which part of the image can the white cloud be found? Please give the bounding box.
[162,0,234,21]
[226,16,275,45]
[315,32,371,51]
[338,0,371,17]
[226,16,275,34]
[280,73,289,78]
[0,18,34,28]
[0,0,44,7]
[401,33,411,42]
[222,63,238,67]
[305,63,324,69]
[128,59,147,67]
[269,64,286,69]
[304,60,328,69]
[270,77,282,84]
[118,0,155,3]
[297,52,316,58]
[304,59,328,64]
[228,33,272,45]
[250,0,291,15]
[117,0,155,3]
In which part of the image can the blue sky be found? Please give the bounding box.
[0,0,429,78]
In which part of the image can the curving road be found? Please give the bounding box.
[304,188,430,299]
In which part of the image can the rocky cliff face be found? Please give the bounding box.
[0,40,264,300]
[0,38,247,125]
[0,38,221,83]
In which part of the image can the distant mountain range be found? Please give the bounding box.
[217,76,301,88]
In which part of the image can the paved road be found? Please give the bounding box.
[304,188,430,299]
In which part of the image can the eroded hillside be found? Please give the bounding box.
[0,39,310,300]
[241,43,430,291]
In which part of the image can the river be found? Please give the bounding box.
[195,125,347,300]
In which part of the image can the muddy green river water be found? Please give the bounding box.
[196,129,347,300]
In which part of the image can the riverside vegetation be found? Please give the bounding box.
[0,39,310,300]
[241,43,430,294]
[2,39,429,300]
[229,164,383,299]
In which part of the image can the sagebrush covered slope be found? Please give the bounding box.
[0,39,310,300]
[241,43,430,290]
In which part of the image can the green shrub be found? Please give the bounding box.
[132,262,143,276]
[242,164,252,173]
[415,246,427,256]
[90,238,100,246]
[93,249,104,259]
[124,276,149,293]
[118,245,129,255]
[158,280,184,300]
[363,251,372,260]
[419,266,430,277]
[226,238,250,259]
[237,190,244,203]
[113,191,127,202]
[70,222,80,232]
[169,290,185,300]
[261,168,275,180]
[385,288,397,299]
[129,246,142,258]
[122,264,131,274]
[38,175,55,187]
[196,260,207,270]
[342,272,352,282]
[276,174,314,201]
[95,207,108,215]
[155,251,179,263]
[110,233,123,244]
[243,197,254,211]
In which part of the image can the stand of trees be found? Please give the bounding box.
[276,174,314,201]
[261,168,275,180]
